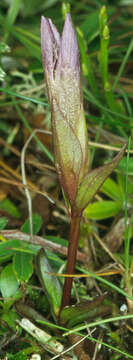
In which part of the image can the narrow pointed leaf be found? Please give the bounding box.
[15,301,50,325]
[75,144,127,212]
[36,249,62,319]
[52,101,83,204]
[60,295,110,327]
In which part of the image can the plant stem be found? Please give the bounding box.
[60,213,81,311]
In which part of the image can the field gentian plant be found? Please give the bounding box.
[41,13,126,311]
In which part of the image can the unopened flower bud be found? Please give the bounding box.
[41,13,89,207]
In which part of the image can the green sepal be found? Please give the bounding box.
[52,100,83,205]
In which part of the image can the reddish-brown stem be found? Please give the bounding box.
[60,213,81,311]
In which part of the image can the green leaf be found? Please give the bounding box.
[0,263,19,298]
[7,351,27,360]
[15,26,40,43]
[45,235,68,247]
[0,239,40,264]
[0,198,21,218]
[0,217,8,230]
[21,213,43,234]
[117,172,133,198]
[6,0,21,27]
[36,249,62,319]
[75,144,127,212]
[13,30,41,59]
[19,0,58,16]
[118,156,133,175]
[60,295,109,327]
[46,249,64,269]
[85,200,122,220]
[100,177,122,201]
[0,240,18,263]
[2,309,19,331]
[81,11,99,44]
[13,253,33,282]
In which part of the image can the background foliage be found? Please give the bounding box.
[0,0,133,359]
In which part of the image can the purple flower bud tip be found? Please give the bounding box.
[56,13,80,73]
[41,16,54,74]
[41,13,80,77]
[41,16,60,76]
[47,18,61,47]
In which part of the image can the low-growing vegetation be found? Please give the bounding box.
[0,1,133,359]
